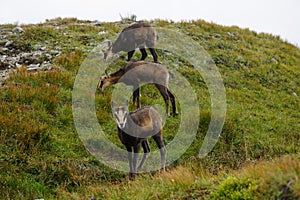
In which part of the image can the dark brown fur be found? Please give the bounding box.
[103,23,158,62]
[112,102,166,179]
[99,61,178,117]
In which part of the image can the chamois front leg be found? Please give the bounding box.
[137,140,150,172]
[132,143,141,175]
[126,146,135,180]
[127,50,135,61]
[140,48,148,60]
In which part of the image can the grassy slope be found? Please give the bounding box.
[0,18,299,199]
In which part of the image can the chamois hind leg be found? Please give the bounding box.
[140,48,148,60]
[167,88,178,116]
[149,48,158,63]
[127,50,135,61]
[132,86,141,108]
[152,131,166,171]
[137,140,150,172]
[155,84,170,117]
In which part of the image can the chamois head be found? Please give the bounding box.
[102,41,113,62]
[98,70,111,93]
[111,100,129,129]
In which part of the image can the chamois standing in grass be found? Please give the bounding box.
[111,101,166,180]
[98,61,178,117]
[102,23,158,62]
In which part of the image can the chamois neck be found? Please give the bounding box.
[109,69,125,84]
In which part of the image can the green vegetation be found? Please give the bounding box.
[0,18,299,199]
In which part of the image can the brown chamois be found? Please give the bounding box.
[103,23,158,62]
[98,61,178,117]
[111,101,166,180]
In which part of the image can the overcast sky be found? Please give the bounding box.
[1,0,300,46]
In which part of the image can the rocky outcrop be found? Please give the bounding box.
[0,26,62,85]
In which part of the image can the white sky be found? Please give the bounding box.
[1,0,300,46]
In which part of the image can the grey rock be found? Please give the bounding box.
[40,46,47,51]
[93,21,103,26]
[27,63,41,71]
[16,63,22,68]
[5,40,13,47]
[50,50,60,55]
[20,52,32,58]
[12,27,24,33]
[98,31,108,35]
[293,92,297,97]
[45,53,52,60]
[32,51,42,59]
[0,47,9,52]
[271,58,278,64]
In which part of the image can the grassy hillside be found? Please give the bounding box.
[0,17,299,199]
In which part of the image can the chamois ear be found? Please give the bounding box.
[107,41,111,47]
[105,69,109,78]
[111,101,115,109]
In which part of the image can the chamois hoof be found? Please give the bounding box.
[173,112,179,117]
[129,173,136,181]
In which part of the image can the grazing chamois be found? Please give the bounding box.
[103,23,158,62]
[98,61,178,117]
[111,101,166,179]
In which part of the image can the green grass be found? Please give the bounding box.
[0,18,299,199]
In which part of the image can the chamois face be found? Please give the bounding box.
[102,46,113,62]
[111,101,129,129]
[98,76,111,93]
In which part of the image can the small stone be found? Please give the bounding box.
[5,40,13,47]
[40,46,47,51]
[50,50,60,55]
[32,51,42,59]
[16,63,22,68]
[0,47,9,52]
[20,52,32,58]
[27,63,41,71]
[292,92,297,97]
[45,53,52,60]
[93,21,103,26]
[12,26,24,34]
[98,31,107,35]
[271,58,278,64]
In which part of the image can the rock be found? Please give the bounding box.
[12,26,24,34]
[40,46,47,51]
[27,63,41,71]
[45,53,52,60]
[292,92,297,97]
[271,58,278,64]
[40,62,53,71]
[32,51,42,59]
[16,63,22,68]
[93,21,103,26]
[98,31,108,35]
[5,40,13,47]
[0,47,9,53]
[20,52,32,59]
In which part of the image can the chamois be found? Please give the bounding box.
[98,61,178,117]
[111,101,166,179]
[103,23,158,62]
